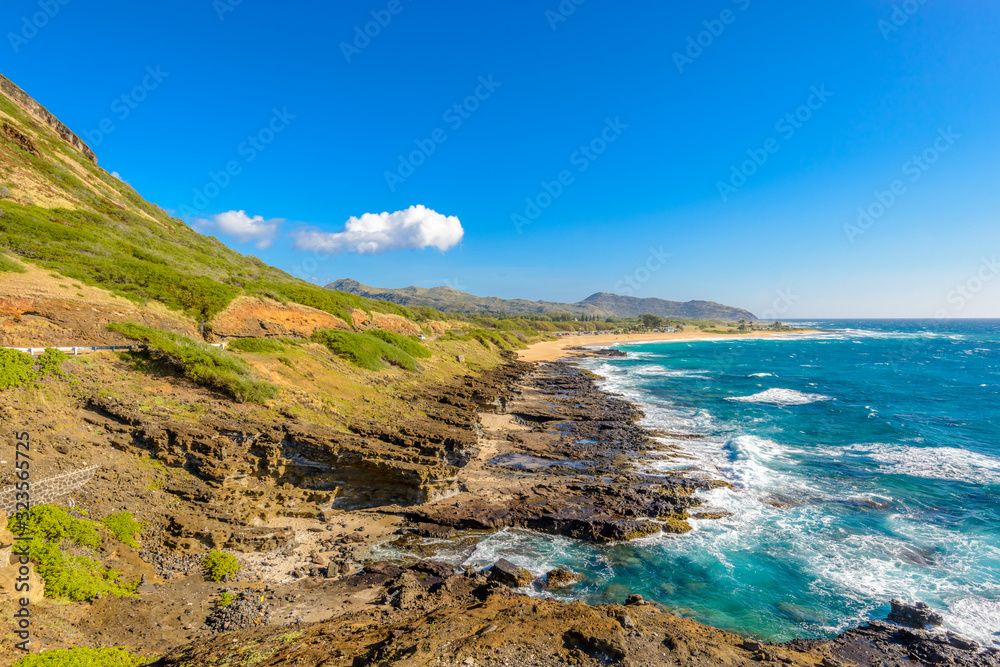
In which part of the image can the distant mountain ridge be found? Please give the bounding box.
[327,279,758,321]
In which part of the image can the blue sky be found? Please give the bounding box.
[4,0,999,318]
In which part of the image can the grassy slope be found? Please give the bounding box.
[0,89,416,326]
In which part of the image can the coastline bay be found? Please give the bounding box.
[419,320,1000,647]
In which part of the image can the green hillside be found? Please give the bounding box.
[0,75,416,326]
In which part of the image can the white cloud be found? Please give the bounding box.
[292,205,463,255]
[111,171,122,180]
[196,210,282,249]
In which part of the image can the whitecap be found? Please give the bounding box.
[726,388,833,406]
[944,598,1000,648]
[749,372,774,377]
[631,365,710,379]
[844,443,1000,485]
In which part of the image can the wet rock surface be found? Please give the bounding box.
[487,558,533,588]
[792,618,998,667]
[565,346,628,358]
[546,567,585,589]
[408,361,724,543]
[887,598,945,628]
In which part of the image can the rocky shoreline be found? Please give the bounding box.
[404,359,726,544]
[4,351,998,666]
[155,354,997,666]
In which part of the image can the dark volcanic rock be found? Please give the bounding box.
[411,522,456,539]
[545,567,583,589]
[204,591,270,633]
[488,559,533,588]
[565,346,627,358]
[409,481,707,544]
[363,561,404,578]
[407,361,728,543]
[887,598,944,628]
[787,608,997,667]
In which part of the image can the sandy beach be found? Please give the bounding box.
[519,329,819,362]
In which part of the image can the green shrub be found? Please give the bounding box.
[12,646,148,667]
[202,549,241,582]
[218,591,234,606]
[470,329,526,350]
[250,281,415,324]
[0,348,36,389]
[0,251,26,272]
[226,337,290,353]
[7,506,138,601]
[367,329,432,358]
[10,505,102,550]
[101,512,145,548]
[311,330,420,371]
[37,347,68,377]
[0,201,241,320]
[107,322,277,403]
[27,540,137,600]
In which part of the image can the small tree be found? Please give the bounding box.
[641,314,664,330]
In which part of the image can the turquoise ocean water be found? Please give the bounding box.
[456,320,1000,646]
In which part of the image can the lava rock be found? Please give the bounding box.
[887,599,944,628]
[545,567,583,589]
[205,591,270,634]
[412,522,457,539]
[488,559,533,588]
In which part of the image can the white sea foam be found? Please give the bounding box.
[844,443,1000,485]
[945,598,1000,648]
[630,364,710,379]
[573,349,1000,648]
[749,372,774,377]
[727,388,832,406]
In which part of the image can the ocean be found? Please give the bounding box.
[459,320,1000,646]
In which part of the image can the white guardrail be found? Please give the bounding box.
[5,343,228,355]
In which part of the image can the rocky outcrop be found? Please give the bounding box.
[409,481,705,544]
[210,296,349,339]
[0,74,97,163]
[791,617,997,667]
[546,567,584,589]
[887,598,944,628]
[2,121,39,156]
[0,295,197,348]
[204,590,271,633]
[158,563,1000,667]
[349,310,421,335]
[487,558,533,587]
[83,359,534,518]
[409,361,724,543]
